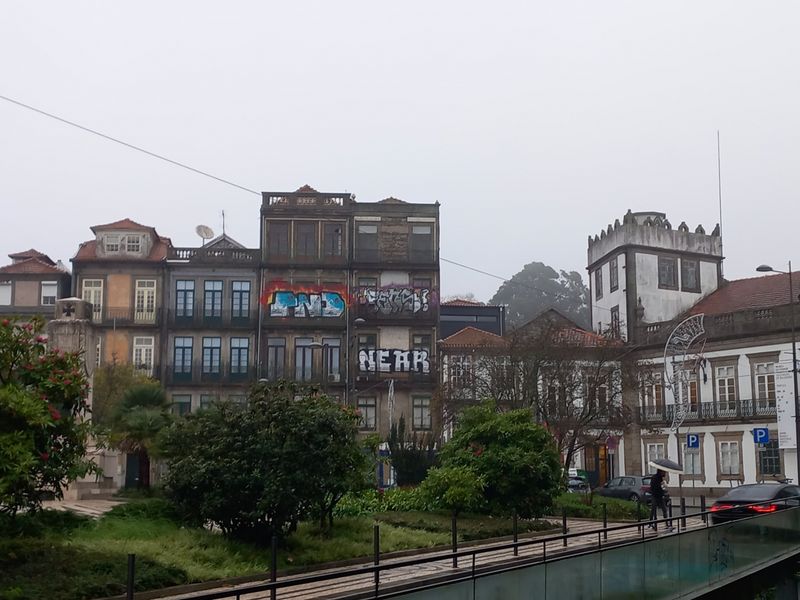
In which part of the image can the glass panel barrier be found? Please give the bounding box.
[397,579,474,600]
[475,563,545,598]
[601,542,644,599]
[545,551,601,600]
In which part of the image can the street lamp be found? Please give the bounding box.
[757,262,800,480]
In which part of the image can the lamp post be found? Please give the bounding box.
[757,262,800,479]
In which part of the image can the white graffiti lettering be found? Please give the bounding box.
[359,288,431,315]
[358,349,430,374]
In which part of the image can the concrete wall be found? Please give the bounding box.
[634,254,718,323]
[592,253,628,337]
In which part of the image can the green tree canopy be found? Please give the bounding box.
[437,401,562,518]
[91,359,153,427]
[489,261,589,328]
[0,317,96,515]
[387,415,437,487]
[161,382,372,542]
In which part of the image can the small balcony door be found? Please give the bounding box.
[135,280,157,323]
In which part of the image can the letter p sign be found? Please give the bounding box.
[753,428,770,445]
[686,433,700,449]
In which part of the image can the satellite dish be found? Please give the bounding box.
[195,225,214,246]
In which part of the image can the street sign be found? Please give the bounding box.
[753,428,770,445]
[686,433,700,449]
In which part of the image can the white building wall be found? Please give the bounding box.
[592,253,628,338]
[635,254,718,323]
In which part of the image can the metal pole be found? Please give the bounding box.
[602,503,608,540]
[451,513,458,568]
[790,262,800,482]
[126,554,135,600]
[562,507,567,547]
[513,513,519,557]
[680,497,687,529]
[700,495,707,523]
[270,536,277,600]
[373,524,380,597]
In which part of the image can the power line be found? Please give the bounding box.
[0,94,261,196]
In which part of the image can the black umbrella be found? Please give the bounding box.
[648,458,683,474]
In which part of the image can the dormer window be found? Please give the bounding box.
[105,234,120,253]
[126,235,141,253]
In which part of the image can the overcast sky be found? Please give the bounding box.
[2,2,799,301]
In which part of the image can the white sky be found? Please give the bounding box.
[2,2,799,301]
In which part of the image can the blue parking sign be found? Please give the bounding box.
[686,433,700,449]
[753,428,770,444]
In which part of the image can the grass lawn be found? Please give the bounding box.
[0,499,557,600]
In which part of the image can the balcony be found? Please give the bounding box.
[166,361,257,385]
[96,306,162,327]
[639,398,777,424]
[167,247,259,264]
[168,309,257,329]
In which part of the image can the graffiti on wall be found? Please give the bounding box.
[357,287,432,315]
[358,349,430,374]
[262,281,347,318]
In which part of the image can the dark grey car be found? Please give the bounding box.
[594,476,652,503]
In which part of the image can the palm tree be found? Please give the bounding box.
[110,383,172,490]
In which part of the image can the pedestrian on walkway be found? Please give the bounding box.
[648,469,673,532]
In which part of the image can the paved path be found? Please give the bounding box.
[41,497,124,519]
[156,516,707,600]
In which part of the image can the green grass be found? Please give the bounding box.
[374,511,557,541]
[554,493,643,520]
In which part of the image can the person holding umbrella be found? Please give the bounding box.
[648,458,682,532]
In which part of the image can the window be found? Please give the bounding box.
[228,394,247,406]
[126,235,141,253]
[715,365,737,413]
[322,337,341,381]
[231,281,250,318]
[587,379,608,413]
[173,337,193,374]
[230,338,249,374]
[202,337,222,374]
[82,279,103,322]
[358,277,378,289]
[410,224,433,261]
[267,221,290,257]
[266,338,286,380]
[199,394,218,410]
[681,259,700,292]
[412,333,432,356]
[755,363,776,411]
[610,306,620,338]
[133,336,154,376]
[357,397,377,430]
[134,280,156,322]
[0,281,10,305]
[412,396,432,430]
[412,277,432,289]
[176,280,194,317]
[594,268,603,300]
[295,222,318,258]
[172,394,192,416]
[295,338,313,381]
[678,369,699,412]
[40,281,57,305]
[356,223,379,260]
[647,443,665,463]
[104,234,120,252]
[758,440,781,477]
[323,223,344,257]
[450,355,473,388]
[609,257,619,292]
[641,373,663,416]
[658,256,678,289]
[682,442,702,476]
[204,281,222,318]
[719,441,740,475]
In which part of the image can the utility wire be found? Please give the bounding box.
[0,94,261,196]
[1,93,611,315]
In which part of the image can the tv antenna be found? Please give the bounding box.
[195,224,215,246]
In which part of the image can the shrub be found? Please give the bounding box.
[554,493,641,520]
[418,466,485,515]
[387,415,437,486]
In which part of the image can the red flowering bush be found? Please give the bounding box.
[0,316,96,516]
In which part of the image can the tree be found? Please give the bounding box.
[161,381,371,541]
[418,466,485,516]
[91,358,153,427]
[437,401,561,518]
[387,415,437,487]
[0,317,96,515]
[109,383,172,490]
[489,261,589,328]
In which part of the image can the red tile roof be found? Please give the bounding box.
[0,257,67,275]
[442,298,486,307]
[439,326,509,350]
[689,273,800,316]
[90,218,155,234]
[8,249,55,265]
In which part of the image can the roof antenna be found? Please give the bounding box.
[221,210,226,236]
[717,130,724,278]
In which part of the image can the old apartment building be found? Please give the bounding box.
[0,249,71,319]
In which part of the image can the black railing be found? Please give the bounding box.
[168,309,257,328]
[166,362,256,385]
[640,398,777,423]
[94,306,162,326]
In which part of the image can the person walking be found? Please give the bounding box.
[649,469,673,532]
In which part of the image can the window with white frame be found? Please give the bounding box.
[678,369,699,412]
[641,373,664,415]
[413,396,432,430]
[647,443,665,463]
[357,397,377,430]
[126,234,141,253]
[40,281,58,305]
[104,234,120,252]
[81,279,103,322]
[716,365,737,412]
[0,281,10,305]
[450,355,473,388]
[133,336,154,376]
[134,280,156,322]
[719,441,740,475]
[755,363,776,410]
[682,442,702,476]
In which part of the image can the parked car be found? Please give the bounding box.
[710,483,800,524]
[567,476,590,494]
[594,476,653,503]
